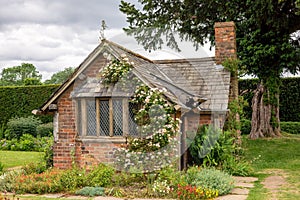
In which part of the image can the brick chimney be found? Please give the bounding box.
[214,22,237,64]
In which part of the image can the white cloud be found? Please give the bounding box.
[0,0,214,81]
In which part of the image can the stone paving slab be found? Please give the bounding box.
[235,182,255,188]
[231,188,249,195]
[216,194,248,200]
[234,176,258,183]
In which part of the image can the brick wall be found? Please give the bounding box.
[53,85,76,169]
[214,22,237,65]
[75,140,124,170]
[54,53,124,169]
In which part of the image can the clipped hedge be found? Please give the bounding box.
[239,77,300,122]
[240,120,300,135]
[280,122,300,134]
[0,84,59,125]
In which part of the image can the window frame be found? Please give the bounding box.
[76,97,134,138]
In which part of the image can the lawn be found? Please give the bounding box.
[242,133,300,200]
[0,150,43,170]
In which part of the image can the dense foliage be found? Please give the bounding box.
[185,167,234,196]
[0,63,42,86]
[241,120,300,135]
[6,116,42,139]
[0,84,59,125]
[120,0,300,138]
[188,125,253,176]
[279,122,300,134]
[0,162,3,175]
[44,67,75,84]
[0,163,235,199]
[0,134,52,152]
[239,77,300,122]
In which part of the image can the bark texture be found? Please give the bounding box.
[249,84,281,139]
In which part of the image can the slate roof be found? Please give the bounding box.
[155,58,230,111]
[39,39,230,113]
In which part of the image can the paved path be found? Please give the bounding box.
[2,176,258,200]
[216,176,258,200]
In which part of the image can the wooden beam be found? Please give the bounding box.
[123,98,129,136]
[81,99,87,136]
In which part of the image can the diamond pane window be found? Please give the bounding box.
[87,99,96,136]
[113,100,123,136]
[128,102,138,136]
[77,98,140,137]
[100,100,110,136]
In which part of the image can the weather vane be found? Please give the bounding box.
[99,20,108,41]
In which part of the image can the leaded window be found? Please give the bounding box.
[76,98,137,137]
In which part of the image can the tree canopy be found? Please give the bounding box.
[0,63,42,86]
[44,67,75,85]
[120,0,300,138]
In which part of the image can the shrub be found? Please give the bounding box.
[6,116,42,139]
[86,164,115,187]
[22,162,47,175]
[185,167,235,196]
[188,125,253,176]
[17,134,36,151]
[0,124,10,139]
[42,136,54,168]
[188,125,222,166]
[0,161,4,175]
[280,122,300,134]
[59,167,87,191]
[13,169,63,194]
[0,138,18,150]
[0,136,53,152]
[151,179,171,197]
[0,170,22,192]
[36,123,53,137]
[241,119,251,135]
[157,166,185,187]
[75,187,105,197]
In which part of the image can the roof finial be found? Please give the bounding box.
[99,20,107,41]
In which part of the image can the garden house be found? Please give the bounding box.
[34,22,235,170]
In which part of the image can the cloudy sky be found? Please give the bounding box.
[0,0,213,81]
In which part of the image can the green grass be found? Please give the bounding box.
[0,150,43,170]
[246,174,269,200]
[242,133,300,199]
[243,133,300,170]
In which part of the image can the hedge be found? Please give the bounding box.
[0,84,59,125]
[280,122,300,134]
[239,77,300,122]
[241,120,300,135]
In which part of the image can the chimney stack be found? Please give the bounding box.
[214,22,237,64]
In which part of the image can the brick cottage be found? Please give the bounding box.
[34,22,236,169]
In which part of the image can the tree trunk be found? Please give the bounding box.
[249,83,281,139]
